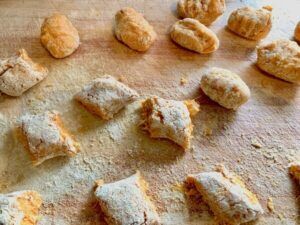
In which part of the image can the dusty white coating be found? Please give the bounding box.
[94,172,160,225]
[75,75,139,120]
[19,111,79,166]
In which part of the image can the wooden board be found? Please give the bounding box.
[0,0,299,224]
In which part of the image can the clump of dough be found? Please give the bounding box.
[227,6,272,40]
[41,13,80,58]
[256,39,300,84]
[170,18,219,54]
[94,171,160,225]
[200,67,250,110]
[177,0,226,26]
[186,166,263,225]
[114,7,157,52]
[0,49,48,96]
[75,75,139,120]
[141,96,199,150]
[19,111,79,166]
[0,190,42,225]
[295,22,300,42]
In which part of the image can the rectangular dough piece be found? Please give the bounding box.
[186,166,263,225]
[94,171,160,225]
[75,75,139,120]
[0,49,48,96]
[0,190,42,225]
[18,111,79,166]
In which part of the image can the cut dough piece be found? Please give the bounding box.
[186,166,263,225]
[289,162,300,182]
[0,49,48,97]
[114,7,157,52]
[295,22,300,42]
[141,96,199,150]
[177,0,226,26]
[200,67,250,110]
[41,14,80,58]
[75,75,139,120]
[256,39,300,84]
[227,6,272,40]
[19,111,79,166]
[94,171,160,225]
[0,190,42,225]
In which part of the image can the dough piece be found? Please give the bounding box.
[289,162,300,181]
[177,0,226,26]
[295,22,300,42]
[114,7,157,52]
[170,18,219,54]
[0,49,48,97]
[227,6,272,40]
[256,39,300,84]
[141,96,199,150]
[186,166,263,225]
[41,13,80,58]
[75,75,139,120]
[94,171,160,225]
[19,111,79,166]
[200,67,250,110]
[0,190,42,225]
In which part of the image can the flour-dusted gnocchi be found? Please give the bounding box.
[94,171,160,225]
[114,7,157,52]
[256,39,300,84]
[0,49,48,97]
[177,0,226,26]
[141,96,199,150]
[75,75,139,120]
[227,6,272,40]
[19,111,79,166]
[41,14,80,58]
[186,166,263,225]
[0,190,42,225]
[170,18,219,54]
[200,67,250,109]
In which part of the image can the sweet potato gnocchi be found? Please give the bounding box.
[177,0,226,26]
[289,162,300,182]
[0,190,42,225]
[114,7,157,52]
[94,171,160,225]
[227,6,272,40]
[75,75,139,120]
[200,67,250,109]
[186,166,263,225]
[19,111,79,166]
[0,49,48,97]
[41,14,80,58]
[170,18,219,54]
[141,96,199,150]
[256,39,300,84]
[295,22,300,42]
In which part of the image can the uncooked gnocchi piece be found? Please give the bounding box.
[0,49,48,97]
[170,18,219,54]
[177,0,226,26]
[41,14,80,58]
[94,171,160,225]
[141,96,199,150]
[256,39,300,84]
[114,7,157,52]
[19,111,79,166]
[227,6,272,40]
[75,75,139,120]
[0,190,42,225]
[295,22,300,42]
[289,162,300,181]
[186,166,263,225]
[200,67,250,110]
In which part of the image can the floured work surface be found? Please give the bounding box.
[0,0,299,224]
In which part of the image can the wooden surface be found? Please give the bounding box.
[0,0,299,224]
